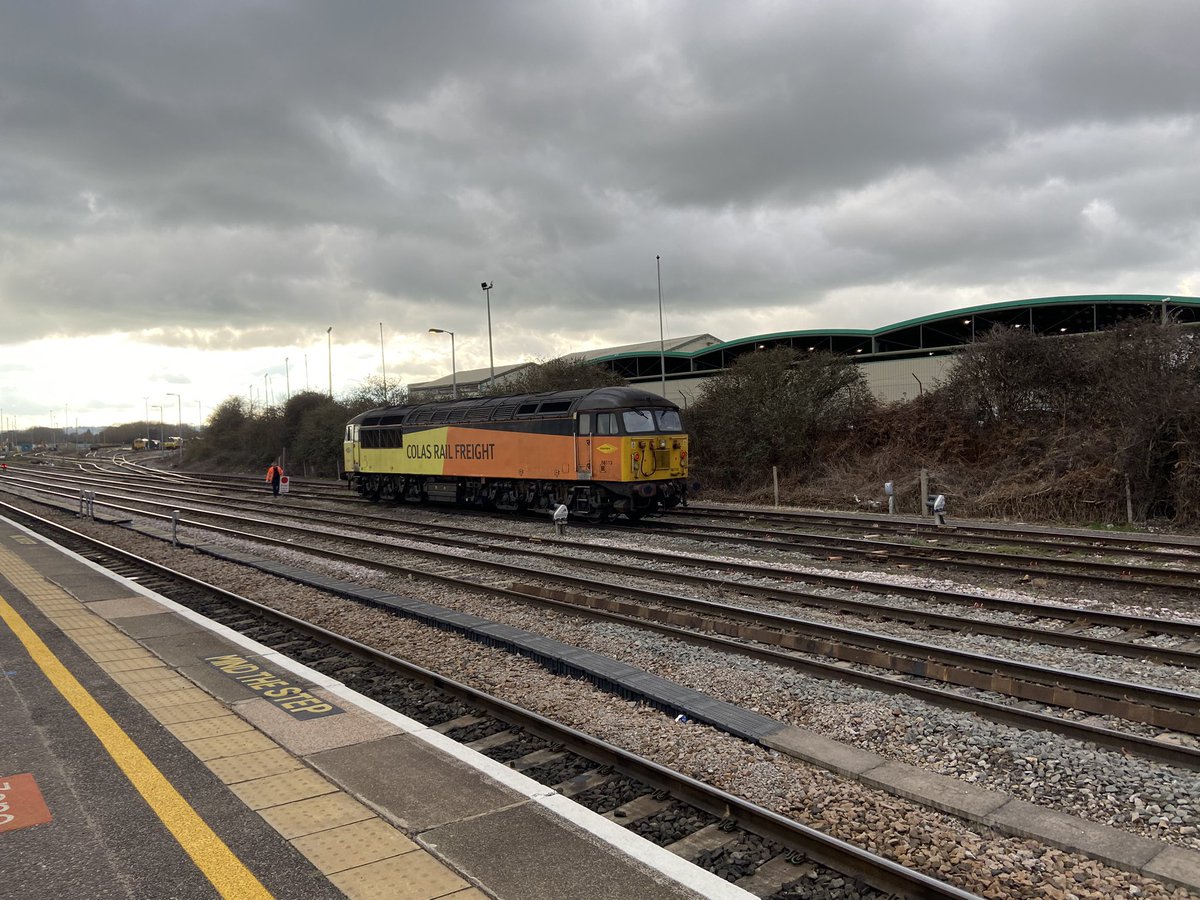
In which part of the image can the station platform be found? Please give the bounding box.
[0,514,749,900]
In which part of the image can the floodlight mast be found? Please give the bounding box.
[481,282,494,382]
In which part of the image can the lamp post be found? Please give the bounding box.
[285,357,291,401]
[379,322,388,404]
[195,400,202,432]
[429,329,457,399]
[151,405,163,449]
[326,326,333,399]
[481,282,494,382]
[656,255,666,398]
[143,396,149,440]
[166,392,182,454]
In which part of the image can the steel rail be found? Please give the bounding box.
[679,503,1200,555]
[43,468,1200,667]
[13,468,1200,642]
[6,485,1200,770]
[0,501,981,900]
[606,518,1200,593]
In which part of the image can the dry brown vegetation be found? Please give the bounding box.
[689,322,1200,528]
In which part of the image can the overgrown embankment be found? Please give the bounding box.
[688,322,1200,527]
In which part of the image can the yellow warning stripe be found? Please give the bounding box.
[0,594,273,900]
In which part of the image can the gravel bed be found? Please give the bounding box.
[451,536,1200,696]
[248,516,1200,702]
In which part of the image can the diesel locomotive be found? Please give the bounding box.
[342,386,691,521]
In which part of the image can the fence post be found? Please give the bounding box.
[772,466,779,508]
[171,510,180,547]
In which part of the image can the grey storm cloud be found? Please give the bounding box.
[2,0,1200,352]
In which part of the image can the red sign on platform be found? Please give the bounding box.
[0,773,52,832]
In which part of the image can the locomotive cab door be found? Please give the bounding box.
[574,413,593,479]
[349,425,361,471]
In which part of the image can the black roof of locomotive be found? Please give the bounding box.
[348,386,678,428]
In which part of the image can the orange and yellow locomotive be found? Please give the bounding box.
[343,386,690,521]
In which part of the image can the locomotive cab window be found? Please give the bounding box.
[596,412,618,435]
[621,408,682,434]
[577,413,591,435]
[622,409,656,433]
[656,409,682,432]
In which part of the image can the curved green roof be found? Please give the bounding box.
[595,294,1200,380]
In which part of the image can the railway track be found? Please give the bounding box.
[6,473,1200,768]
[675,504,1200,559]
[30,461,1200,595]
[1,501,978,900]
[621,517,1200,594]
[5,470,1200,897]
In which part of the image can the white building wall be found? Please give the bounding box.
[634,354,957,407]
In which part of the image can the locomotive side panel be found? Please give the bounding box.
[400,425,575,480]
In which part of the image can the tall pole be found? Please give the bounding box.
[195,400,202,430]
[304,354,309,391]
[143,396,149,435]
[326,326,333,399]
[167,392,182,457]
[285,357,291,401]
[656,255,666,397]
[481,282,495,382]
[264,373,270,409]
[429,329,458,399]
[379,322,387,404]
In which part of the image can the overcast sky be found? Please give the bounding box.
[3,1,1199,431]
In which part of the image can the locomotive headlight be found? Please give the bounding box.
[658,439,666,449]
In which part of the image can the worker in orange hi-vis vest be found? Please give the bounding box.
[265,462,284,497]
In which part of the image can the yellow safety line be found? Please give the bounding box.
[0,594,273,900]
